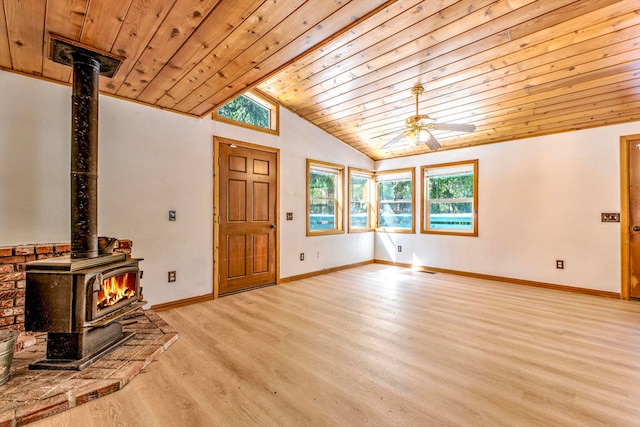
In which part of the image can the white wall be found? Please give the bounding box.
[0,70,374,306]
[1,72,70,243]
[375,123,640,293]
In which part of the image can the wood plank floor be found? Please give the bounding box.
[32,264,640,426]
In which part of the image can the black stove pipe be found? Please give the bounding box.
[70,53,100,258]
[48,35,122,258]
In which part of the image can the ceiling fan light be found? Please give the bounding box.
[403,130,419,146]
[383,84,474,152]
[418,128,431,143]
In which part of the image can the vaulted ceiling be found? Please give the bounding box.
[1,0,639,160]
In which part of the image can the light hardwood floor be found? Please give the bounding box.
[33,264,640,426]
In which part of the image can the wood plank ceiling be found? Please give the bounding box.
[0,0,639,160]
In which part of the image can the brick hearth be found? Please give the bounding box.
[0,308,178,426]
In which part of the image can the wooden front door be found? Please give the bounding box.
[218,141,277,295]
[626,136,640,298]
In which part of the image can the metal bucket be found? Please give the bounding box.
[0,330,18,385]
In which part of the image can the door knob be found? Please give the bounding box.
[633,226,640,232]
[270,224,276,229]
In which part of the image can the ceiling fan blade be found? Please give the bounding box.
[381,130,411,149]
[432,123,476,133]
[424,130,441,151]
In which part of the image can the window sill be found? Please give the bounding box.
[375,227,415,234]
[421,229,478,237]
[306,229,344,236]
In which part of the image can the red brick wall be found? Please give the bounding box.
[0,239,132,331]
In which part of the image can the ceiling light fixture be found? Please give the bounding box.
[383,85,476,151]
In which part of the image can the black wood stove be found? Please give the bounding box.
[24,35,142,370]
[25,254,142,370]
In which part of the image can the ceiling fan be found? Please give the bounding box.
[382,84,476,151]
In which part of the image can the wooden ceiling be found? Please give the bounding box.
[1,1,639,160]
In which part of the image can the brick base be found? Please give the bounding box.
[0,308,178,426]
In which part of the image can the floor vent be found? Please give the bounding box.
[402,269,436,276]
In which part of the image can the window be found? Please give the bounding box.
[422,160,478,236]
[348,168,374,232]
[307,160,344,235]
[376,168,415,233]
[213,90,279,135]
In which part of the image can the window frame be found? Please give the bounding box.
[212,89,280,135]
[348,168,375,233]
[306,159,344,236]
[375,167,415,234]
[421,159,478,237]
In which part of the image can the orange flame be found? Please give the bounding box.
[97,272,136,310]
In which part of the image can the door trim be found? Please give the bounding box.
[213,136,280,299]
[620,134,640,300]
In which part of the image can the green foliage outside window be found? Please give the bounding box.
[350,175,370,229]
[380,180,412,201]
[428,174,473,215]
[350,176,368,202]
[309,171,336,200]
[218,95,270,129]
[378,178,412,229]
[309,170,337,230]
[424,161,477,233]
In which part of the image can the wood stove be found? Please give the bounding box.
[24,35,142,370]
[25,254,143,370]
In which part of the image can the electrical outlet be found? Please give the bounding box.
[169,210,176,221]
[556,260,564,269]
[299,253,305,261]
[168,271,176,282]
[317,251,321,258]
[286,212,293,220]
[397,245,402,252]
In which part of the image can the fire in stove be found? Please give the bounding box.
[87,264,141,323]
[97,272,137,310]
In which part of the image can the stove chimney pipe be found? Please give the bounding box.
[49,35,123,259]
[70,53,100,258]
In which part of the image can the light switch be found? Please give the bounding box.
[601,213,620,222]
